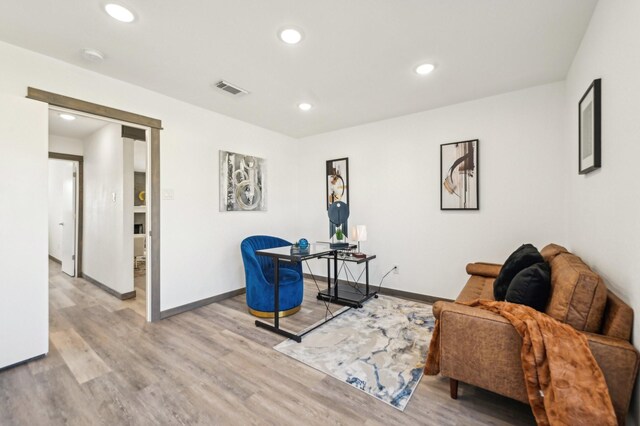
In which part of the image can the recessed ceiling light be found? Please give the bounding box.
[415,63,435,75]
[298,103,312,111]
[104,3,135,23]
[81,48,105,63]
[279,28,303,44]
[59,113,76,121]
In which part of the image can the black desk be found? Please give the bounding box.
[317,253,377,308]
[255,243,341,342]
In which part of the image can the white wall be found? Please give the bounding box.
[160,105,299,308]
[48,159,74,261]
[0,40,298,312]
[563,1,640,422]
[82,124,134,294]
[296,82,567,299]
[49,134,83,156]
[133,140,146,172]
[0,95,48,368]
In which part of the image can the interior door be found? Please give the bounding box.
[61,163,76,276]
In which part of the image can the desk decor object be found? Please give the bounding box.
[220,150,266,211]
[328,201,350,249]
[290,238,310,255]
[275,296,435,411]
[326,157,349,209]
[441,139,479,210]
[579,79,601,174]
[351,225,367,258]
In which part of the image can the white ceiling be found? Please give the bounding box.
[1,1,597,138]
[49,110,108,139]
[49,110,147,172]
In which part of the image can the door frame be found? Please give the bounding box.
[48,152,83,277]
[30,87,162,322]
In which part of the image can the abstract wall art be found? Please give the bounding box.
[579,79,601,174]
[219,150,266,211]
[326,157,349,209]
[440,139,479,210]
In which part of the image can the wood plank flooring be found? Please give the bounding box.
[0,261,536,425]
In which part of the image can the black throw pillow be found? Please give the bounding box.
[505,262,551,312]
[493,244,544,301]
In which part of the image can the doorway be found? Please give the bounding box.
[32,87,162,321]
[48,111,150,318]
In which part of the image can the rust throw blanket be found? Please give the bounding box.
[425,300,616,426]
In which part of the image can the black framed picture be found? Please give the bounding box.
[326,158,348,209]
[440,139,479,210]
[578,79,601,174]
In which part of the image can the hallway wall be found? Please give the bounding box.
[82,123,134,295]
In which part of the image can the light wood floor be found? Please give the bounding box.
[0,261,536,425]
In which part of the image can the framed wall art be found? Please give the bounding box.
[579,78,601,174]
[326,157,349,209]
[219,150,266,211]
[441,139,479,210]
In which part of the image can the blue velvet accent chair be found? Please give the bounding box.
[241,235,303,318]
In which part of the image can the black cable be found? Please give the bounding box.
[377,267,396,294]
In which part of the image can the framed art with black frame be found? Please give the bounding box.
[440,139,479,210]
[326,157,349,209]
[578,78,601,175]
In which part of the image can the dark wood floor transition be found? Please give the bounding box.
[0,261,535,425]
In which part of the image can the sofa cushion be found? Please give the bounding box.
[493,244,544,301]
[540,243,569,262]
[505,262,551,312]
[601,291,633,341]
[456,274,495,304]
[545,252,607,333]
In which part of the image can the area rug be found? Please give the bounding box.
[274,295,435,411]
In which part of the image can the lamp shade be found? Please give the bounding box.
[351,225,367,242]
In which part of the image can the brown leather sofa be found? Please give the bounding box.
[432,243,639,424]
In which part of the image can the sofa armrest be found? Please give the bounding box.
[584,332,640,423]
[466,262,502,278]
[437,302,529,403]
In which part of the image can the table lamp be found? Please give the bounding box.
[351,225,367,258]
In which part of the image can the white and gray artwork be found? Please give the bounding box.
[219,150,266,211]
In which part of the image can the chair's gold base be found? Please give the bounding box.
[248,306,301,318]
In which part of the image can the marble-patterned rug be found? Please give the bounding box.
[274,295,435,411]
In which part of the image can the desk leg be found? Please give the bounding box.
[333,251,338,299]
[273,257,280,329]
[255,257,302,342]
[365,260,370,296]
[327,258,331,294]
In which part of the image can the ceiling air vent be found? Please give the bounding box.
[214,80,249,96]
